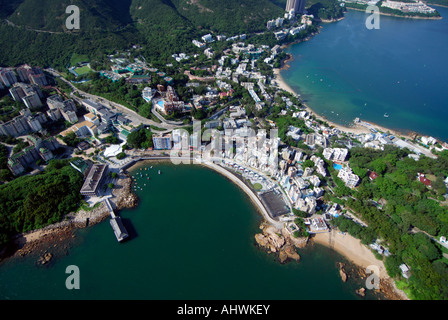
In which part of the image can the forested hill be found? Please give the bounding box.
[0,0,288,68]
[2,0,286,33]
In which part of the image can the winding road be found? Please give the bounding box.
[45,68,185,133]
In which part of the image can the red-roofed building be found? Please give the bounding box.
[369,171,379,181]
[418,173,432,187]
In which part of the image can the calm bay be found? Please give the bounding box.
[280,7,448,141]
[0,163,377,300]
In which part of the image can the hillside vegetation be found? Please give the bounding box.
[0,0,289,68]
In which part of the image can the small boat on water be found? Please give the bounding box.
[384,113,390,118]
[158,170,161,175]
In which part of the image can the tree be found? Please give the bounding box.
[303,159,315,169]
[0,169,12,182]
[61,132,83,147]
[138,102,152,118]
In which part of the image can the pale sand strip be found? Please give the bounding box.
[10,156,408,298]
[272,68,414,139]
[313,230,386,275]
[313,229,409,299]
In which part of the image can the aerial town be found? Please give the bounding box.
[0,0,447,301]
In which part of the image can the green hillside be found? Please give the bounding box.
[6,0,133,32]
[0,0,344,69]
[3,0,285,33]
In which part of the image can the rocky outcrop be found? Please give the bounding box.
[116,193,138,210]
[255,225,285,253]
[115,176,139,210]
[255,222,307,264]
[356,287,366,297]
[38,252,53,265]
[338,262,348,282]
[279,245,301,263]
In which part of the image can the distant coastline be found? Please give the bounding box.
[273,13,446,146]
[345,5,443,20]
[273,67,418,140]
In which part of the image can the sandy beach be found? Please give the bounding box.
[272,68,416,140]
[313,229,409,299]
[1,155,409,299]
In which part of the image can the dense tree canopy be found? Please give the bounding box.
[0,159,84,245]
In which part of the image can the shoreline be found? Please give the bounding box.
[311,230,409,300]
[345,6,443,20]
[1,171,137,264]
[130,158,408,299]
[272,11,448,145]
[272,67,417,140]
[1,156,408,299]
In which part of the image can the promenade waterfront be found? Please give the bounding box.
[0,161,374,300]
[1,155,406,300]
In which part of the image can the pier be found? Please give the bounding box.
[104,198,129,242]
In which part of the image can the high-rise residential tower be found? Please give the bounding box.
[286,0,306,14]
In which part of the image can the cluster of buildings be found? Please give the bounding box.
[340,0,436,14]
[172,53,190,63]
[267,17,286,30]
[182,40,283,116]
[381,0,436,14]
[323,147,348,163]
[8,135,59,176]
[9,83,44,109]
[47,95,79,124]
[0,108,48,137]
[60,99,134,143]
[3,65,49,110]
[277,149,326,215]
[337,165,360,188]
[192,33,247,61]
[152,85,191,115]
[100,57,152,84]
[266,0,311,40]
[1,65,48,89]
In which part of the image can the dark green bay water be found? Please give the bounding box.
[0,163,380,300]
[281,7,448,141]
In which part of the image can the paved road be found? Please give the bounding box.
[45,68,183,133]
[119,153,284,228]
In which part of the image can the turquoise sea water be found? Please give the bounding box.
[0,163,381,300]
[281,7,448,141]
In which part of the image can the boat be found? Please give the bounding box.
[384,113,389,118]
[158,170,161,175]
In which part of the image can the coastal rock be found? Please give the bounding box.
[279,249,288,263]
[38,252,53,265]
[256,223,303,264]
[356,287,366,297]
[338,263,347,282]
[279,245,301,263]
[255,225,285,253]
[282,228,308,249]
[117,193,138,209]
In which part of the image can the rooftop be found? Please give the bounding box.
[80,164,108,195]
